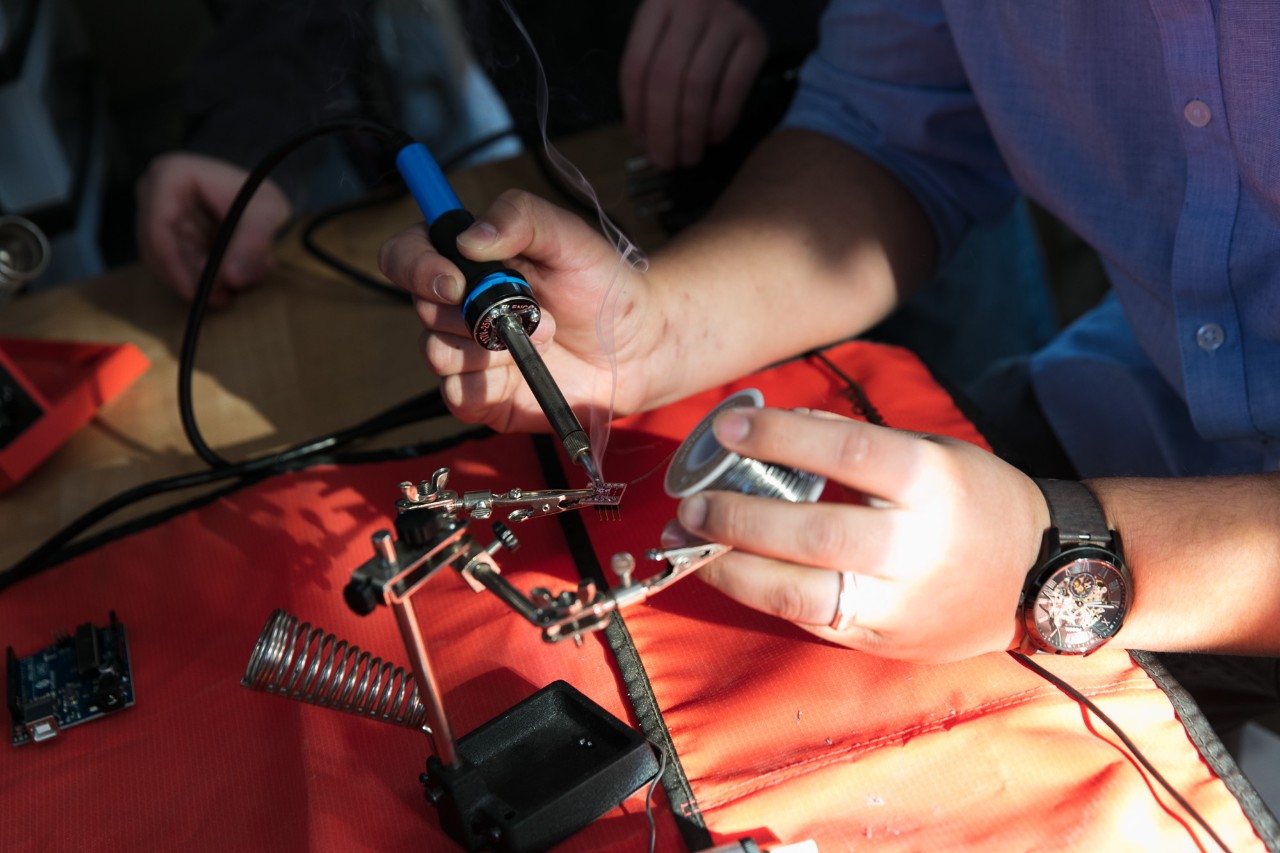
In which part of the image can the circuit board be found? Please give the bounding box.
[6,612,135,746]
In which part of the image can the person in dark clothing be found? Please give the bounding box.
[135,0,1053,403]
[135,0,378,305]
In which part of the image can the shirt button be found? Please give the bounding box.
[1184,99,1212,128]
[1196,323,1225,351]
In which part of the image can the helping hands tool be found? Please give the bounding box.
[395,143,604,489]
[245,468,717,852]
[340,467,725,643]
[240,386,806,851]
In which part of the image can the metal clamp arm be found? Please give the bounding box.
[538,542,732,642]
[393,468,625,523]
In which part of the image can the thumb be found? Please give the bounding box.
[455,188,617,273]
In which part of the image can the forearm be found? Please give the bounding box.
[637,128,937,409]
[1090,474,1280,654]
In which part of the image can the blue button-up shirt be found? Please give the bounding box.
[784,1,1280,476]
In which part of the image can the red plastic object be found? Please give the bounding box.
[0,337,149,494]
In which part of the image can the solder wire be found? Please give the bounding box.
[496,0,646,482]
[703,456,823,503]
[664,389,827,502]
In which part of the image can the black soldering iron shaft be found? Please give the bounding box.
[492,310,603,487]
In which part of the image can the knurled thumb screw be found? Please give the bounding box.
[491,521,519,553]
[343,578,380,617]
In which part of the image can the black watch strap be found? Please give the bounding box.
[1034,479,1112,548]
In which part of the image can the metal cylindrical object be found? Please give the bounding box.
[493,309,598,482]
[664,388,826,503]
[241,609,431,731]
[0,216,51,294]
[391,597,460,767]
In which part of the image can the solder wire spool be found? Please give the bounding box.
[664,388,826,503]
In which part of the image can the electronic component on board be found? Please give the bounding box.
[6,611,135,746]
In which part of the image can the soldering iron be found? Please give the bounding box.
[394,142,604,489]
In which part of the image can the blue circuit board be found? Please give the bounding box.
[6,612,135,746]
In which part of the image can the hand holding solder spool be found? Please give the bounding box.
[667,398,1054,664]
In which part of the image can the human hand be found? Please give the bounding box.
[620,0,768,170]
[378,189,663,433]
[136,152,291,306]
[667,407,1051,663]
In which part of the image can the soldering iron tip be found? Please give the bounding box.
[580,454,605,491]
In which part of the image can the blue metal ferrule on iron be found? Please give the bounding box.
[463,272,533,316]
[395,142,463,224]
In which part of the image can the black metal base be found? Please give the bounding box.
[423,680,659,852]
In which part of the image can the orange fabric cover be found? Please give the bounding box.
[0,337,150,493]
[0,341,1266,852]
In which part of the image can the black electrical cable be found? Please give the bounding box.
[644,740,670,853]
[3,115,474,585]
[300,184,412,302]
[179,116,413,469]
[1010,652,1233,853]
[298,126,521,301]
[1,388,448,590]
[436,126,522,172]
[3,463,271,593]
[808,348,887,426]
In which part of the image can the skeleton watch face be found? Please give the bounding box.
[1029,552,1129,654]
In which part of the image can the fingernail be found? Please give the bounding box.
[432,273,463,303]
[458,220,498,247]
[678,494,707,530]
[713,411,750,443]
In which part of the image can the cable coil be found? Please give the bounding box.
[241,609,429,731]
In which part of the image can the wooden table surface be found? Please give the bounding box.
[0,125,666,572]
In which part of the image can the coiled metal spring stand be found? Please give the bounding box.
[242,609,433,732]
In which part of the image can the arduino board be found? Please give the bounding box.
[6,611,135,746]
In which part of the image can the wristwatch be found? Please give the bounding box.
[1014,479,1132,655]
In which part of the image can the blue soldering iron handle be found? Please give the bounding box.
[395,142,539,351]
[428,209,540,350]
